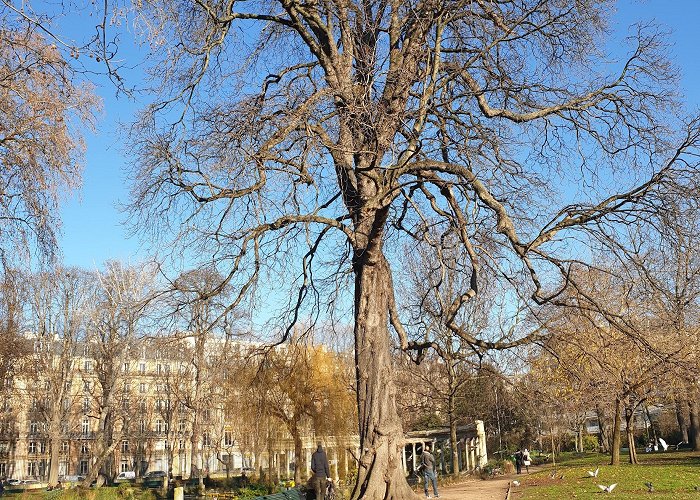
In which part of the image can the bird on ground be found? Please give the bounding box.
[644,482,653,493]
[587,468,600,478]
[597,484,617,493]
[512,481,520,486]
[559,474,565,480]
[549,470,557,479]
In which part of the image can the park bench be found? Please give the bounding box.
[252,489,304,500]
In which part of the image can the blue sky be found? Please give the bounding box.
[57,0,700,270]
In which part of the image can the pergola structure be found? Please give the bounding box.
[402,420,487,475]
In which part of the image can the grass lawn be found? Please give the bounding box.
[512,450,700,499]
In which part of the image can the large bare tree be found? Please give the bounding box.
[127,1,700,497]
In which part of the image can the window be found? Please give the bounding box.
[121,440,129,453]
[202,431,211,447]
[122,399,130,410]
[63,399,70,411]
[28,441,37,453]
[83,344,89,356]
[80,442,89,454]
[82,417,89,436]
[83,380,91,392]
[156,384,163,393]
[83,398,90,412]
[139,400,147,412]
[122,362,129,373]
[179,439,185,450]
[139,420,146,433]
[155,420,164,434]
[79,460,88,475]
[27,461,37,477]
[157,364,163,375]
[64,381,72,392]
[84,360,92,372]
[178,420,186,433]
[139,383,146,394]
[139,363,146,375]
[40,441,47,454]
[61,441,69,453]
[123,383,131,393]
[29,421,38,434]
[121,461,129,473]
[224,430,234,447]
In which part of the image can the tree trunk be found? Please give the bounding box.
[676,398,689,443]
[610,398,621,465]
[625,407,638,465]
[449,407,459,476]
[47,413,62,486]
[350,255,417,500]
[596,405,609,453]
[688,398,700,451]
[292,421,303,485]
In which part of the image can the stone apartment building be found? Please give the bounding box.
[0,338,248,481]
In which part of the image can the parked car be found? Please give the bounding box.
[6,479,21,486]
[60,475,85,483]
[142,470,167,488]
[115,471,136,483]
[143,471,167,479]
[21,479,40,485]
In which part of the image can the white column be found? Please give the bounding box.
[475,420,487,467]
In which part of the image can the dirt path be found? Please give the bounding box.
[429,468,540,500]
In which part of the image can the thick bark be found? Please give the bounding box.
[351,256,417,500]
[688,398,700,451]
[610,398,621,466]
[676,399,689,443]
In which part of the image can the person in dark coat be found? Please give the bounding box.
[514,448,523,474]
[311,443,331,500]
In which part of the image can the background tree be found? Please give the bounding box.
[128,1,700,496]
[82,261,154,486]
[158,268,239,493]
[0,3,98,268]
[241,338,355,485]
[25,268,90,486]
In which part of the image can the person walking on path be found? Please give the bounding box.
[311,443,331,500]
[522,448,531,474]
[514,449,523,474]
[421,443,439,498]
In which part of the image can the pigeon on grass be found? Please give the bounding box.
[597,483,617,493]
[587,468,600,478]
